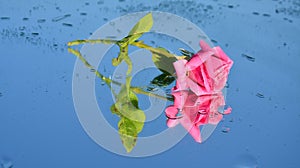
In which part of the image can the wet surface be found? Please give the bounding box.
[0,0,299,167]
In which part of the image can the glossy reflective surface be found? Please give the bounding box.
[1,0,299,167]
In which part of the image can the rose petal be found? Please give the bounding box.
[165,106,178,118]
[223,107,232,115]
[189,125,201,143]
[214,46,234,66]
[199,40,213,52]
[186,50,214,71]
[180,116,201,143]
[208,113,223,125]
[166,40,233,143]
[167,119,179,128]
[200,64,212,92]
[172,91,188,109]
[186,78,202,96]
[173,59,188,90]
[195,113,209,126]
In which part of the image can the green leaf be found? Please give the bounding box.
[111,77,146,152]
[115,90,145,123]
[116,91,145,152]
[152,47,178,75]
[113,13,153,72]
[127,13,153,44]
[150,73,175,87]
[118,117,137,152]
[118,117,144,153]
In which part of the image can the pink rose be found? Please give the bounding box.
[165,40,233,143]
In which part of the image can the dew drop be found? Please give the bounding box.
[0,16,10,20]
[31,32,39,36]
[62,23,73,27]
[256,93,264,98]
[221,126,230,133]
[211,39,218,44]
[37,19,46,23]
[242,54,255,62]
[228,5,234,8]
[52,14,71,22]
[262,13,271,17]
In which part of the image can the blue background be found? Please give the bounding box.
[1,0,299,167]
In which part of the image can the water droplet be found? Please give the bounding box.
[234,154,258,168]
[211,39,218,44]
[256,93,264,98]
[262,13,271,17]
[52,14,71,22]
[62,23,73,27]
[225,82,230,88]
[221,126,230,133]
[242,54,255,62]
[31,32,39,36]
[37,19,46,23]
[0,16,10,20]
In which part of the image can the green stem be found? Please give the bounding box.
[67,39,178,59]
[68,48,170,101]
[67,39,118,46]
[131,41,177,58]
